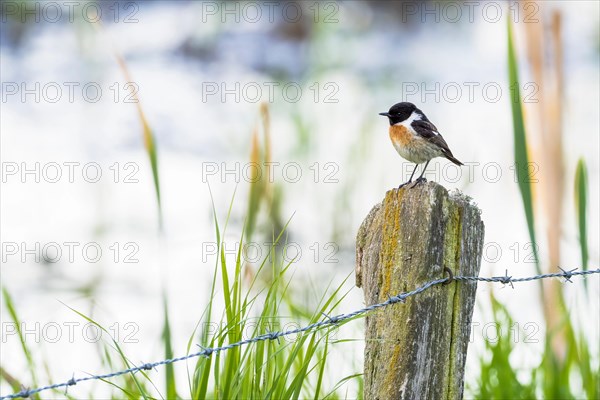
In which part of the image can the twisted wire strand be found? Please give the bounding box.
[2,268,598,400]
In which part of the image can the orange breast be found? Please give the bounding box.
[389,125,412,147]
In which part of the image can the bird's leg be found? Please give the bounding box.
[399,164,419,188]
[414,160,430,184]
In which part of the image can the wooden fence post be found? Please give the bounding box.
[356,182,485,400]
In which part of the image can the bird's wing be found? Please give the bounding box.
[411,120,440,138]
[411,120,455,157]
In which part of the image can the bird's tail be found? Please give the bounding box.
[445,153,464,166]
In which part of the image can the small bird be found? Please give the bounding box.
[379,102,463,188]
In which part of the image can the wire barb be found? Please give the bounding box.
[196,345,214,358]
[1,268,598,400]
[321,312,341,325]
[16,386,30,399]
[140,363,154,372]
[493,269,514,288]
[64,374,77,395]
[557,266,577,283]
[266,330,281,344]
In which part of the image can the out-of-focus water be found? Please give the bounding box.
[1,1,598,397]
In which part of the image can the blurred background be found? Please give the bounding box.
[1,1,598,398]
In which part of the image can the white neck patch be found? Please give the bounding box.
[393,111,422,127]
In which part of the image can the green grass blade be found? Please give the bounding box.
[322,374,363,399]
[193,185,221,399]
[161,295,177,400]
[61,303,150,400]
[574,158,589,279]
[0,367,24,394]
[246,128,263,240]
[146,125,162,227]
[507,18,540,273]
[114,53,162,229]
[220,242,233,336]
[189,199,356,399]
[314,339,328,400]
[2,287,38,390]
[95,377,139,399]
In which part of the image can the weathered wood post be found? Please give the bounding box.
[356,182,484,400]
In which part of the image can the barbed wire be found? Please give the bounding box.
[2,268,599,400]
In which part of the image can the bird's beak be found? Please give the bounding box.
[378,112,390,117]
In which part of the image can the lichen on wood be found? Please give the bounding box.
[356,182,484,400]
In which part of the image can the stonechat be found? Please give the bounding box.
[379,102,463,188]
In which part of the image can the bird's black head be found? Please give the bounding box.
[379,102,419,125]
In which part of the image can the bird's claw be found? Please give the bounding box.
[398,177,427,190]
